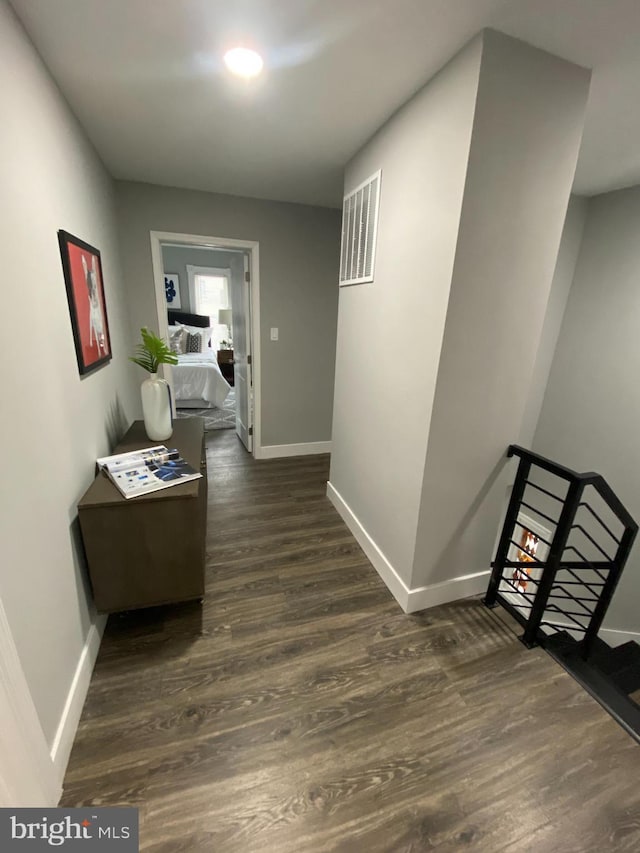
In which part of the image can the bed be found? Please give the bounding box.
[168,310,231,409]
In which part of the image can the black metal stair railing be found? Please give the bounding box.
[484,445,638,659]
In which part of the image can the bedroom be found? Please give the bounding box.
[161,239,254,450]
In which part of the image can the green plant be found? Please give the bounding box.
[129,327,178,374]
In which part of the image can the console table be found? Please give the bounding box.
[78,418,207,613]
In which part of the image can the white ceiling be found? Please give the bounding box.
[10,0,640,208]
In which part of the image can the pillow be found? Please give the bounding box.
[185,331,205,353]
[176,322,212,349]
[168,325,187,354]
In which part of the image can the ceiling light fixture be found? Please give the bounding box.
[224,47,263,79]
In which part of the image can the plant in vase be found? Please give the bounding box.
[130,327,178,441]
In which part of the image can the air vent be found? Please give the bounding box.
[339,170,381,286]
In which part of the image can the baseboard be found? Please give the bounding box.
[326,481,409,609]
[405,570,491,614]
[50,615,106,785]
[495,591,640,649]
[258,441,332,459]
[599,627,640,648]
[326,481,489,614]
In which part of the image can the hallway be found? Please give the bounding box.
[61,430,640,852]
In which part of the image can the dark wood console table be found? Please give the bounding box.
[78,418,207,613]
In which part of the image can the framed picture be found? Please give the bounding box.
[58,230,112,375]
[164,274,181,309]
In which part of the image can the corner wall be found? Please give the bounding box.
[328,35,483,589]
[116,182,341,448]
[533,185,640,635]
[411,31,591,598]
[329,29,591,612]
[0,0,138,777]
[518,195,589,447]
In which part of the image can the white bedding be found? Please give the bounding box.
[173,351,230,409]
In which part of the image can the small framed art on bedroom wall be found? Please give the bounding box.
[164,273,181,309]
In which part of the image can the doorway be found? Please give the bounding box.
[149,232,261,455]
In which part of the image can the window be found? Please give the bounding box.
[187,265,231,346]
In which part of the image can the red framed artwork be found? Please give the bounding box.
[58,230,112,375]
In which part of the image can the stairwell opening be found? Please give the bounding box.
[499,513,550,622]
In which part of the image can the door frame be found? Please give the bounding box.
[149,231,261,457]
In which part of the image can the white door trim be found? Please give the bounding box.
[231,254,253,453]
[149,231,262,457]
[0,595,60,806]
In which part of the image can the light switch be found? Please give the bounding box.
[270,327,279,341]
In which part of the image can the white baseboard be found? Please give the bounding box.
[405,570,491,614]
[326,481,409,610]
[536,622,639,649]
[598,627,640,648]
[497,590,640,649]
[326,481,489,614]
[50,616,106,784]
[258,441,332,460]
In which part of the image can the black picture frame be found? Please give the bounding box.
[58,230,112,375]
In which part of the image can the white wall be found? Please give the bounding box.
[412,32,590,595]
[116,182,341,448]
[0,0,138,767]
[328,35,483,587]
[533,185,640,634]
[329,29,590,611]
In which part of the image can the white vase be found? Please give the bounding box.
[141,373,173,441]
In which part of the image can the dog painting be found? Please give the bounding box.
[59,230,112,375]
[82,253,106,353]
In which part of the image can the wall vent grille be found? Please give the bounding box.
[339,170,381,286]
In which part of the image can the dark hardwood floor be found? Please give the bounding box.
[62,430,640,851]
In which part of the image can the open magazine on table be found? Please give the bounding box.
[96,445,202,499]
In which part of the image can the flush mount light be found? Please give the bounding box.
[224,47,263,78]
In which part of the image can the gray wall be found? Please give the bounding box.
[116,182,341,447]
[518,195,589,447]
[329,35,484,583]
[533,185,640,632]
[0,1,138,745]
[161,245,244,316]
[412,30,590,591]
[485,194,589,571]
[329,28,590,601]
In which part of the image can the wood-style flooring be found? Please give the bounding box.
[62,430,640,851]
